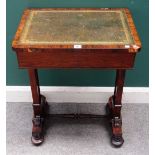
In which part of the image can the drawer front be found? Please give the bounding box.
[16,49,136,69]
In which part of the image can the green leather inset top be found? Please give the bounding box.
[19,9,134,45]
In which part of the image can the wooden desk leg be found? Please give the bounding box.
[28,69,48,145]
[106,69,125,147]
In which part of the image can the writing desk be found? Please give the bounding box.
[12,8,141,147]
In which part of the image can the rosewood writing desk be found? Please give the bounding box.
[12,8,141,147]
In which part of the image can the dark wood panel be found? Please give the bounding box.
[16,49,136,69]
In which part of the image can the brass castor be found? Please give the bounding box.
[31,133,44,146]
[31,116,44,146]
[111,135,124,147]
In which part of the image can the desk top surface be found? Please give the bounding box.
[12,8,141,52]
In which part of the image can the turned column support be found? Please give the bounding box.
[28,69,48,145]
[113,69,125,117]
[106,69,126,147]
[28,69,41,116]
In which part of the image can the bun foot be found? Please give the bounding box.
[31,133,44,146]
[111,135,124,147]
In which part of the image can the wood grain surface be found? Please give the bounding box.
[12,8,141,52]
